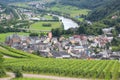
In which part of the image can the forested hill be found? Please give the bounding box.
[58,0,109,9]
[87,0,120,21]
[0,0,38,3]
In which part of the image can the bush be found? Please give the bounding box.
[42,23,51,27]
[14,69,23,78]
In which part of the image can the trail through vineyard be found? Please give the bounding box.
[0,72,93,80]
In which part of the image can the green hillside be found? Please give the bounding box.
[87,0,120,21]
[58,0,109,9]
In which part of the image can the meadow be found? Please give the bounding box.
[43,15,53,20]
[30,21,61,31]
[10,3,30,8]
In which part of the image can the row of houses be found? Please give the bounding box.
[5,33,120,60]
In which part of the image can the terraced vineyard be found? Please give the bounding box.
[0,44,40,58]
[4,58,120,80]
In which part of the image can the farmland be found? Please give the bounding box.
[0,44,40,58]
[4,57,120,79]
[30,21,62,31]
[10,3,30,8]
[0,44,120,80]
[4,58,120,80]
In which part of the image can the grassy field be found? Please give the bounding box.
[30,21,61,31]
[12,78,51,80]
[0,32,29,42]
[10,3,30,8]
[49,4,90,18]
[43,15,53,20]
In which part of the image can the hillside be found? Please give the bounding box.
[0,0,37,3]
[57,0,109,9]
[87,0,120,21]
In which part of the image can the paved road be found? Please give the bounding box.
[0,72,91,80]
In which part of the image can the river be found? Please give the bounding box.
[51,14,79,30]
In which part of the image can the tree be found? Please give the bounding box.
[29,33,39,37]
[111,29,118,37]
[14,69,23,78]
[51,28,62,37]
[77,26,85,34]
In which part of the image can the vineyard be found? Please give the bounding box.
[0,44,120,79]
[4,58,120,80]
[0,44,40,58]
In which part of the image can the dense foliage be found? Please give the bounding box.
[87,0,120,21]
[51,22,104,37]
[0,54,6,77]
[58,0,109,9]
[0,0,39,4]
[5,58,120,80]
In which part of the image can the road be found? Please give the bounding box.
[0,72,91,80]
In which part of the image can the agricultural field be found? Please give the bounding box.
[4,58,120,80]
[10,3,30,8]
[0,44,39,58]
[0,32,29,42]
[30,21,62,31]
[0,44,120,80]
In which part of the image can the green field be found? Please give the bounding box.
[30,21,61,31]
[0,32,29,42]
[43,15,53,20]
[49,4,90,18]
[12,78,51,80]
[10,3,30,8]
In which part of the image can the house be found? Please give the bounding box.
[73,46,85,52]
[50,50,70,58]
[58,51,71,58]
[38,51,49,57]
[102,27,115,34]
[5,34,21,47]
[50,50,62,58]
[51,38,58,44]
[110,52,120,60]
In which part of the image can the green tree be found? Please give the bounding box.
[111,29,118,37]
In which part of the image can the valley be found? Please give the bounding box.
[0,0,120,80]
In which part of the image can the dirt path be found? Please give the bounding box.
[0,72,91,80]
[0,73,15,80]
[23,73,88,80]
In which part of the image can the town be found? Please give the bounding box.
[5,31,120,60]
[0,0,120,80]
